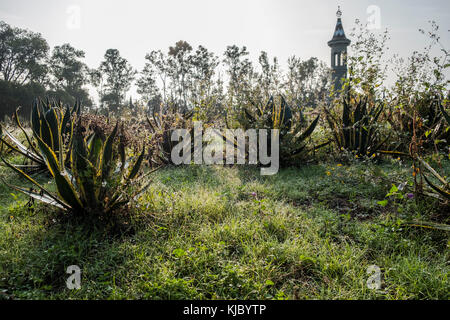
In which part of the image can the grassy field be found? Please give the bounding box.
[0,157,449,300]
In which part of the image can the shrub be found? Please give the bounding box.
[146,107,196,166]
[415,104,450,204]
[225,95,320,166]
[324,93,388,158]
[1,117,150,219]
[0,99,79,173]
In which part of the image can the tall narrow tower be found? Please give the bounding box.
[328,6,351,92]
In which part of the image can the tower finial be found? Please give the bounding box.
[336,6,342,18]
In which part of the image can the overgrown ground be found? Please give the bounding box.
[0,157,449,300]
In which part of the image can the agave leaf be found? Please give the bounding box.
[109,165,161,208]
[36,135,84,211]
[146,115,156,133]
[0,126,44,164]
[373,103,384,123]
[39,109,53,149]
[422,174,450,200]
[45,108,59,151]
[371,133,391,156]
[0,156,67,208]
[42,98,50,113]
[324,110,343,149]
[342,99,350,147]
[439,104,450,125]
[1,179,68,210]
[58,117,65,173]
[313,140,332,151]
[31,99,41,137]
[127,146,145,181]
[289,145,307,158]
[88,132,104,167]
[298,114,320,142]
[243,108,255,124]
[119,139,126,172]
[378,150,409,157]
[61,105,71,136]
[72,100,81,117]
[72,128,100,206]
[14,108,41,157]
[102,122,119,180]
[418,157,448,186]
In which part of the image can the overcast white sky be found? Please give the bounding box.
[1,0,449,102]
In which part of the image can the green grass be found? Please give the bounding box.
[0,159,449,300]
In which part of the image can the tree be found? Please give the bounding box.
[95,49,136,113]
[223,45,253,94]
[137,58,160,107]
[0,21,49,85]
[0,79,46,120]
[48,43,92,106]
[168,40,193,109]
[189,45,219,100]
[285,56,330,109]
[139,43,221,116]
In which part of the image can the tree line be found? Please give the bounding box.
[0,20,330,121]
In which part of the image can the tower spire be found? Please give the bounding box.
[336,6,342,18]
[328,6,351,92]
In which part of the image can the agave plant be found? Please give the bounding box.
[146,107,195,165]
[417,104,450,202]
[387,94,450,152]
[0,99,80,173]
[325,93,388,158]
[225,95,320,166]
[418,157,449,201]
[1,120,150,216]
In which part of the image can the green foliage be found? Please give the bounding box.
[2,115,149,217]
[146,107,195,166]
[387,94,450,151]
[227,95,319,166]
[92,49,136,114]
[0,99,79,173]
[411,100,450,205]
[419,157,449,201]
[387,22,450,152]
[47,43,93,107]
[0,79,47,120]
[0,21,49,84]
[1,164,449,299]
[325,93,387,158]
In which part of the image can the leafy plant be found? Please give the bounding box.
[1,119,151,217]
[225,95,320,166]
[325,93,388,158]
[0,99,80,173]
[403,101,450,232]
[416,104,450,203]
[388,22,450,153]
[386,94,450,152]
[146,107,195,165]
[418,157,449,201]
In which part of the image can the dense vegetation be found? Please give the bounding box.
[0,19,449,300]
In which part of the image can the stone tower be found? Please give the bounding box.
[328,6,351,92]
